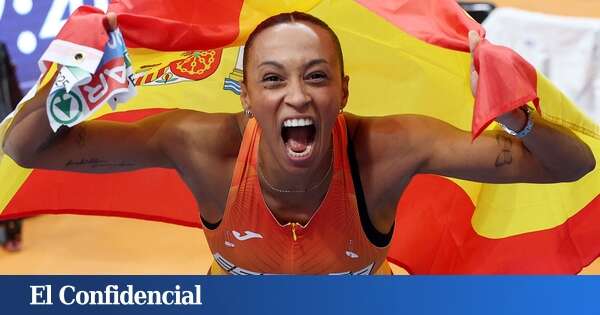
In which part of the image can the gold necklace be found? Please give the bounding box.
[258,156,333,193]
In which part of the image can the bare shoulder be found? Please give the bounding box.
[154,109,244,159]
[344,113,461,232]
[343,113,442,234]
[345,113,438,161]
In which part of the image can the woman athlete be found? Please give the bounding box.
[2,12,595,275]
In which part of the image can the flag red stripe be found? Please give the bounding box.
[389,174,600,274]
[54,1,245,55]
[55,6,110,52]
[2,167,202,227]
[2,108,204,228]
[355,0,479,51]
[109,0,245,50]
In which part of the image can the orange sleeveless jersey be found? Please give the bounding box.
[203,115,392,275]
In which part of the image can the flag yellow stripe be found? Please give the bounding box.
[0,65,58,213]
[0,156,32,214]
[311,1,482,201]
[233,0,322,46]
[90,47,246,118]
[472,76,600,238]
[536,73,600,139]
[310,1,474,124]
[310,1,600,237]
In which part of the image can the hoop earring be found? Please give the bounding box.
[244,109,254,118]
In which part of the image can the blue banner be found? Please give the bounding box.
[0,276,598,315]
[0,0,108,91]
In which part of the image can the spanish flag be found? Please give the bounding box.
[1,0,599,274]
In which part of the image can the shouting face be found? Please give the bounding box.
[241,21,349,177]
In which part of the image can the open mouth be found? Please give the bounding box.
[281,118,316,159]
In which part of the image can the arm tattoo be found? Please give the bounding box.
[65,157,135,169]
[495,134,513,167]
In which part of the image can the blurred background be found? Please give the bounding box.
[0,0,599,274]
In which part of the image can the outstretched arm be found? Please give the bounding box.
[417,111,595,183]
[354,110,594,188]
[417,31,593,183]
[2,76,176,173]
[2,12,171,172]
[1,70,240,174]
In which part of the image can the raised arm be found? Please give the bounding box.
[417,111,595,183]
[2,12,170,172]
[411,31,593,183]
[352,109,594,192]
[2,78,174,173]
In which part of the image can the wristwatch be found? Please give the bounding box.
[498,106,534,138]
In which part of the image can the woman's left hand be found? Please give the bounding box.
[468,30,527,129]
[468,30,480,97]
